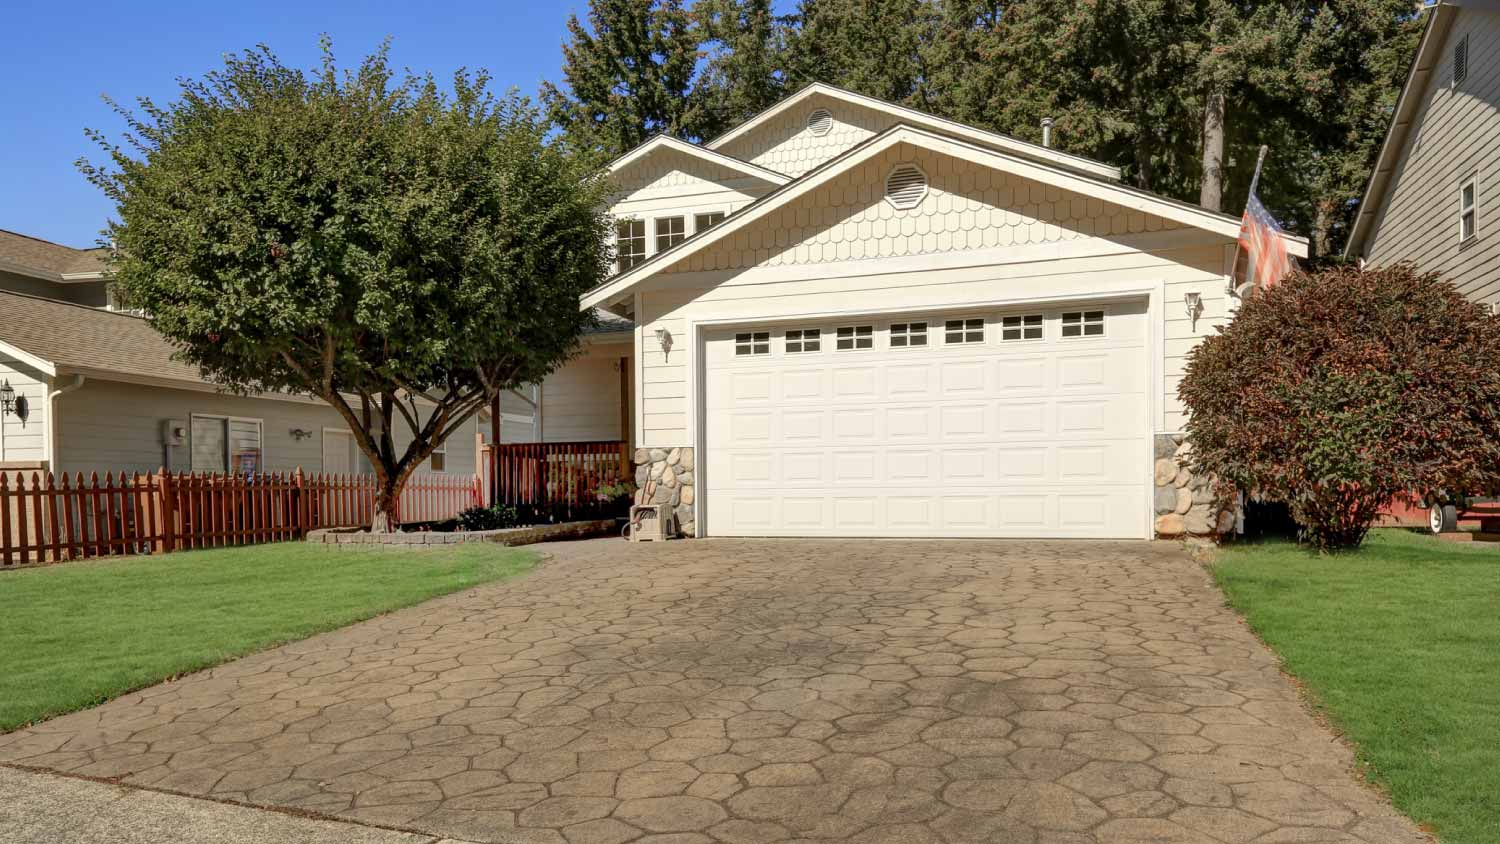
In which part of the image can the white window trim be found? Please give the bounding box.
[888,321,930,349]
[1059,309,1107,340]
[189,413,265,474]
[1460,174,1479,244]
[835,325,875,352]
[1000,313,1046,343]
[429,439,448,473]
[943,316,986,345]
[320,426,359,475]
[693,211,726,235]
[735,331,771,356]
[654,215,686,253]
[785,328,822,354]
[615,218,646,272]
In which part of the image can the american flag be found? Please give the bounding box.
[1236,192,1295,290]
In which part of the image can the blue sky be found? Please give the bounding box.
[0,1,596,247]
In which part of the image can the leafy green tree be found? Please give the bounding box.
[541,0,703,157]
[81,43,612,531]
[1179,265,1500,549]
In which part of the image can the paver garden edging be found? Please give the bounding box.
[306,519,616,549]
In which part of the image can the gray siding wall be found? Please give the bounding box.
[1366,8,1500,305]
[0,271,108,307]
[54,378,482,478]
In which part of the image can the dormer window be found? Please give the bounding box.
[616,219,646,272]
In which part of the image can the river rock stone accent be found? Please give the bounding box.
[1153,434,1235,539]
[634,446,695,537]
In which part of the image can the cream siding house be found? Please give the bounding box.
[1346,0,1500,305]
[590,84,1307,540]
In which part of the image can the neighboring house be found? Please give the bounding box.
[0,230,631,478]
[587,83,1308,540]
[1345,0,1500,306]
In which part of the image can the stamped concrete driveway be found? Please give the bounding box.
[1,539,1424,844]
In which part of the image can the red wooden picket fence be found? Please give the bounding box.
[484,440,632,522]
[0,469,481,566]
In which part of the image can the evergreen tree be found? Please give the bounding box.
[692,0,787,139]
[783,0,936,106]
[541,0,702,158]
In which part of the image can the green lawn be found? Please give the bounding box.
[1214,530,1500,844]
[0,542,537,731]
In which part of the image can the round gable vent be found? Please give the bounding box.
[807,108,833,136]
[884,165,928,210]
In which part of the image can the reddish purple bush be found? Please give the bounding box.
[1179,264,1500,549]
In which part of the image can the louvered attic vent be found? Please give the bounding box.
[885,165,928,210]
[1454,34,1469,88]
[807,108,833,136]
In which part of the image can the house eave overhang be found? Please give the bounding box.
[0,339,57,377]
[607,134,791,188]
[704,82,1124,182]
[581,123,1308,312]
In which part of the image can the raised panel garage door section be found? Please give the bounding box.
[703,302,1150,538]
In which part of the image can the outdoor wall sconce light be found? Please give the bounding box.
[0,380,14,416]
[289,428,314,441]
[654,327,673,359]
[1184,291,1204,330]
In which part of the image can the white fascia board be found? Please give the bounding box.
[1344,3,1453,259]
[704,82,1123,182]
[581,124,1307,311]
[0,339,57,376]
[607,135,790,187]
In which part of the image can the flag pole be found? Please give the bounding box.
[1228,145,1271,295]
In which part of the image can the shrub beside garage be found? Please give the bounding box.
[1179,264,1500,549]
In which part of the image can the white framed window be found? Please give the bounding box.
[616,219,646,272]
[889,322,928,348]
[836,325,874,351]
[735,331,770,356]
[190,414,264,475]
[1001,314,1044,341]
[1460,176,1478,243]
[430,441,447,473]
[1061,310,1106,338]
[655,216,686,252]
[945,318,984,344]
[786,328,820,353]
[1454,33,1469,88]
[694,212,725,233]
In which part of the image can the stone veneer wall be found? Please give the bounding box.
[634,447,695,537]
[1153,434,1234,539]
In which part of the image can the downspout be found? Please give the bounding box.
[46,374,86,471]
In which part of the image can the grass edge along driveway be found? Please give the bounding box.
[0,542,538,732]
[1214,529,1499,844]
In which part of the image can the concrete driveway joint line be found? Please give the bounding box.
[0,538,1427,844]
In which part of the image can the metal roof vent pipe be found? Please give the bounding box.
[1041,117,1054,148]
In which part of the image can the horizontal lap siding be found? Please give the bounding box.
[55,379,480,477]
[1366,9,1500,304]
[542,343,629,443]
[0,356,49,463]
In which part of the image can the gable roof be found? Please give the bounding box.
[583,123,1308,311]
[705,82,1123,182]
[0,290,199,383]
[1344,0,1500,258]
[0,229,109,281]
[608,134,791,188]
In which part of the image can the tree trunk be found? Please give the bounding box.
[1199,91,1225,212]
[370,465,405,533]
[1312,198,1336,261]
[1133,134,1155,192]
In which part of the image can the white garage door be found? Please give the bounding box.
[704,300,1150,538]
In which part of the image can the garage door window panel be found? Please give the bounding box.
[786,329,821,353]
[945,318,984,344]
[890,322,928,348]
[836,326,874,351]
[1002,314,1044,342]
[736,332,770,356]
[1061,310,1106,338]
